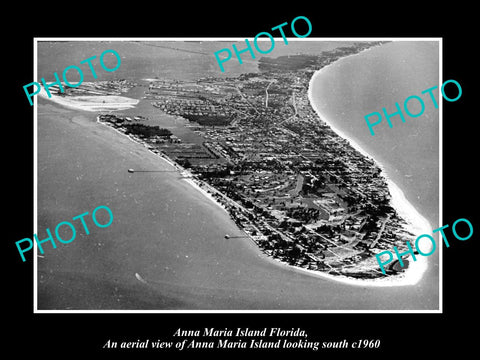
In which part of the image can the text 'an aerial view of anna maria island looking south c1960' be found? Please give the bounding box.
[37,40,438,292]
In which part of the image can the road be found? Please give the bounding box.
[265,80,275,108]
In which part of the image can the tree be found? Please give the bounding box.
[182,159,192,169]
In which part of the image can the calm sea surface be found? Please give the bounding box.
[36,40,439,310]
[311,41,440,230]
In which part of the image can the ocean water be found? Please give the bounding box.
[310,41,440,230]
[36,40,348,81]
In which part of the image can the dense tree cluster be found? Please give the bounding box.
[123,124,172,138]
[182,114,231,126]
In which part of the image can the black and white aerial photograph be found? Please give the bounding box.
[6,6,476,357]
[34,39,441,311]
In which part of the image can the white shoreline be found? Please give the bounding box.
[95,116,404,287]
[38,88,139,112]
[307,48,433,286]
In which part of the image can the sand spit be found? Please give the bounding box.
[38,89,139,112]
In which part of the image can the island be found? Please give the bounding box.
[33,40,422,282]
[85,40,427,283]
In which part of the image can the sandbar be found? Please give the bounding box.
[38,88,139,112]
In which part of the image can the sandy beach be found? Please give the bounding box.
[38,88,139,112]
[308,57,434,286]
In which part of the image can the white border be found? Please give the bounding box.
[33,37,443,314]
[439,38,443,314]
[33,39,39,312]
